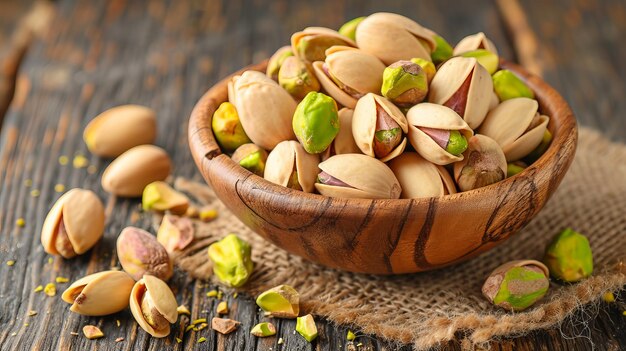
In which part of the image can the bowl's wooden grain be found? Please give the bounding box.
[188,59,577,274]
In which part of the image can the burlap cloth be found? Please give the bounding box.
[164,127,626,350]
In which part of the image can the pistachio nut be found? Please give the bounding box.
[544,228,593,282]
[388,152,457,198]
[478,97,550,161]
[129,275,178,338]
[256,284,300,318]
[460,49,499,74]
[430,34,454,64]
[428,56,493,129]
[453,32,499,56]
[356,12,436,65]
[250,322,277,337]
[278,56,320,99]
[231,143,268,177]
[217,301,228,314]
[41,188,105,258]
[406,103,473,165]
[82,325,104,339]
[211,101,252,152]
[321,108,361,161]
[157,214,194,254]
[315,154,402,199]
[117,226,173,281]
[338,16,365,41]
[524,129,552,164]
[267,46,294,81]
[142,181,189,215]
[291,27,356,63]
[353,93,408,161]
[492,69,535,101]
[101,144,171,197]
[228,70,297,150]
[207,234,253,288]
[264,140,319,192]
[83,105,156,158]
[482,260,549,311]
[212,317,241,334]
[381,60,428,107]
[61,270,135,316]
[296,314,318,342]
[507,161,527,178]
[410,57,436,83]
[312,46,385,109]
[292,91,339,154]
[453,134,507,192]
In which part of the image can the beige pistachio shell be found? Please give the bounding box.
[130,275,178,338]
[61,271,135,316]
[322,108,361,160]
[83,105,156,158]
[352,93,408,162]
[101,145,171,197]
[316,153,401,199]
[406,103,473,165]
[453,32,499,56]
[388,152,456,198]
[428,56,493,129]
[290,27,356,62]
[41,188,105,257]
[228,71,297,150]
[356,12,436,65]
[264,140,319,193]
[453,134,507,191]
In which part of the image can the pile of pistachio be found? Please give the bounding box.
[214,13,552,199]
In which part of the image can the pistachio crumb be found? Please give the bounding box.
[207,290,218,298]
[54,184,65,193]
[176,337,182,343]
[278,337,284,344]
[233,292,238,299]
[195,323,208,331]
[34,285,43,292]
[23,179,32,187]
[177,305,191,316]
[115,337,124,342]
[24,323,29,327]
[356,342,363,347]
[217,301,228,315]
[30,189,40,197]
[87,165,98,174]
[347,330,356,341]
[47,257,53,264]
[603,292,615,303]
[185,325,194,332]
[191,318,207,325]
[73,155,89,169]
[198,337,207,343]
[11,332,17,336]
[70,332,79,336]
[27,310,37,316]
[43,283,56,297]
[6,260,15,266]
[16,218,25,227]
[83,325,104,339]
[55,276,69,283]
[622,311,626,316]
[116,320,121,327]
[58,155,69,165]
[217,291,223,300]
[199,208,218,222]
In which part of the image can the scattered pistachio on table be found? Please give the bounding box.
[117,226,173,281]
[256,284,300,318]
[251,322,277,337]
[129,275,178,338]
[207,234,253,288]
[482,260,550,311]
[156,214,194,254]
[142,181,189,215]
[544,228,593,283]
[62,271,134,316]
[82,325,104,340]
[211,317,241,335]
[296,314,318,342]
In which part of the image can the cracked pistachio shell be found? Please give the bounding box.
[62,270,135,316]
[315,154,401,199]
[142,181,189,215]
[460,49,499,75]
[101,144,171,197]
[83,105,156,158]
[157,214,194,254]
[406,103,473,165]
[292,91,339,154]
[388,152,456,198]
[291,27,356,63]
[264,140,319,193]
[428,56,493,129]
[212,101,252,152]
[338,16,365,41]
[130,275,178,338]
[228,71,297,150]
[482,260,549,311]
[267,46,294,81]
[41,188,105,258]
[355,12,436,65]
[453,135,507,192]
[312,46,385,109]
[117,226,173,281]
[453,32,499,56]
[353,93,408,162]
[544,228,593,282]
[231,143,268,177]
[479,97,549,161]
[322,108,361,160]
[278,56,320,99]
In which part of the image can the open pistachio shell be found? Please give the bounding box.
[291,27,356,63]
[479,97,549,161]
[41,188,105,258]
[453,134,507,192]
[322,108,361,160]
[130,275,178,338]
[278,56,320,99]
[312,46,385,109]
[355,12,436,65]
[406,103,473,165]
[267,46,294,81]
[62,271,135,316]
[428,56,493,129]
[453,32,499,56]
[264,140,319,193]
[315,154,401,199]
[388,152,456,198]
[228,71,297,150]
[352,93,408,162]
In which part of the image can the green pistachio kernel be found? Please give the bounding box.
[250,322,277,337]
[492,266,549,310]
[544,228,593,282]
[410,57,436,83]
[232,143,268,177]
[256,284,300,318]
[278,56,320,99]
[492,69,535,101]
[296,314,318,342]
[381,61,428,106]
[207,234,253,288]
[461,49,499,74]
[292,92,340,154]
[431,34,454,64]
[507,162,527,177]
[347,330,356,341]
[212,102,252,152]
[338,17,365,41]
[445,130,468,156]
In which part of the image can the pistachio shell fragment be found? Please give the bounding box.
[338,17,365,41]
[208,234,253,288]
[453,32,499,56]
[460,49,499,74]
[453,135,507,191]
[228,71,297,150]
[250,322,277,337]
[388,152,456,198]
[117,226,173,281]
[264,140,320,193]
[101,145,171,197]
[321,108,361,160]
[291,27,356,63]
[231,143,268,177]
[256,284,300,318]
[278,56,320,99]
[410,57,436,83]
[212,101,252,152]
[296,314,318,342]
[157,214,194,254]
[212,317,241,334]
[41,188,105,258]
[267,46,294,81]
[544,228,593,282]
[62,270,135,316]
[482,260,549,311]
[430,34,454,64]
[316,154,401,199]
[142,181,189,215]
[381,60,428,107]
[292,91,339,154]
[129,275,178,338]
[492,69,535,101]
[83,105,156,158]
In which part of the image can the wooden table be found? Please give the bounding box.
[1,0,625,350]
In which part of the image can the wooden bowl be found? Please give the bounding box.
[188,59,577,274]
